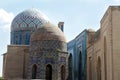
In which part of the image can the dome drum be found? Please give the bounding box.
[30,40,67,52]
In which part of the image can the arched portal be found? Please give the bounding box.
[61,65,66,80]
[97,57,101,80]
[32,64,37,79]
[68,53,72,80]
[78,51,82,79]
[45,64,52,80]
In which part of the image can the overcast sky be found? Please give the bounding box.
[0,0,120,76]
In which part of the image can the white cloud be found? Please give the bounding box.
[0,9,14,32]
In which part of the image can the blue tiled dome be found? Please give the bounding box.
[11,8,49,31]
[10,8,49,45]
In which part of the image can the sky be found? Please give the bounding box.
[0,0,120,77]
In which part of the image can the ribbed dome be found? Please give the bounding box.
[31,22,66,42]
[11,8,49,31]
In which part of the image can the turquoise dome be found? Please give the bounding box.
[11,8,49,31]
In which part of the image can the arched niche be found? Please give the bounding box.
[97,57,101,80]
[61,65,66,80]
[68,53,73,80]
[32,64,37,79]
[78,51,82,79]
[45,64,52,80]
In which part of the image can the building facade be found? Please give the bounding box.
[67,6,120,80]
[67,30,87,80]
[3,5,120,80]
[87,6,120,80]
[3,8,68,80]
[67,39,76,80]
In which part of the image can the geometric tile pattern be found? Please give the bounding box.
[11,8,49,31]
[30,40,67,52]
[10,8,49,45]
[27,40,68,79]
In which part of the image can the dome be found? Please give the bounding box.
[87,28,95,32]
[31,22,66,42]
[11,8,49,31]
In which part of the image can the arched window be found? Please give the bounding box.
[45,64,52,80]
[32,64,37,79]
[97,57,101,80]
[68,54,72,80]
[78,51,82,79]
[61,65,66,80]
[104,37,107,80]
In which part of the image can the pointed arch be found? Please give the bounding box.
[61,65,66,80]
[78,51,82,79]
[68,53,73,80]
[45,64,52,80]
[32,64,37,79]
[97,57,101,80]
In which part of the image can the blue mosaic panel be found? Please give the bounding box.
[45,58,54,64]
[32,57,38,63]
[20,22,27,28]
[11,30,31,45]
[16,18,23,24]
[33,18,40,25]
[60,57,66,64]
[29,22,35,28]
[25,18,31,24]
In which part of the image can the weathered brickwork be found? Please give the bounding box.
[87,6,120,80]
[2,45,29,79]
